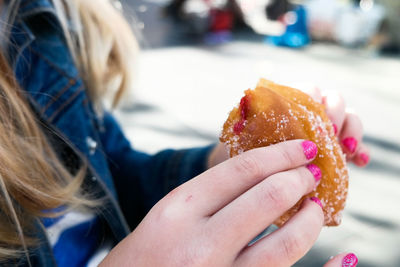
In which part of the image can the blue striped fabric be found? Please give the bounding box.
[43,211,103,267]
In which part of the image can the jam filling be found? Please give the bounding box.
[234,94,251,134]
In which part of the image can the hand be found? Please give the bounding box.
[306,87,370,167]
[101,140,325,267]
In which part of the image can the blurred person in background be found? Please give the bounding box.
[0,0,368,266]
[376,0,400,54]
[163,0,293,41]
[164,0,240,35]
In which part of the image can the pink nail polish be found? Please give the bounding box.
[342,137,358,154]
[307,164,322,183]
[310,197,323,209]
[302,140,318,160]
[342,253,358,267]
[333,124,338,135]
[360,153,369,165]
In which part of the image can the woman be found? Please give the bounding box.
[0,0,367,266]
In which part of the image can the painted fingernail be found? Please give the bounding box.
[360,153,369,165]
[342,137,358,154]
[333,124,338,135]
[342,253,358,267]
[310,197,323,209]
[307,164,322,184]
[302,140,318,160]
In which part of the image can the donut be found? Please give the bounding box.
[220,78,348,226]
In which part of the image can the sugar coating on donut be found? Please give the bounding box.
[220,79,349,226]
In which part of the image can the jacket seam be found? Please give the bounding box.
[41,78,77,113]
[29,45,74,79]
[48,84,84,122]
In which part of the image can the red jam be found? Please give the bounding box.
[234,95,251,134]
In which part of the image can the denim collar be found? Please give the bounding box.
[18,0,55,18]
[5,0,57,70]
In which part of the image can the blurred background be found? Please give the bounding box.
[114,0,400,266]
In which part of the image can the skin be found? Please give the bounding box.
[101,90,365,266]
[101,140,323,266]
[311,87,370,167]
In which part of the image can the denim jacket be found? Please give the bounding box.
[4,0,214,266]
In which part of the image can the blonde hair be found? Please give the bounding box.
[0,51,92,263]
[54,0,139,111]
[0,0,138,263]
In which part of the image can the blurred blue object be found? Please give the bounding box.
[266,6,310,48]
[204,30,233,45]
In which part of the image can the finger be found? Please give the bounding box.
[307,86,323,103]
[352,143,370,167]
[234,198,324,267]
[207,142,229,168]
[292,82,323,103]
[323,252,359,267]
[322,91,346,135]
[176,140,318,217]
[339,111,363,159]
[209,164,321,253]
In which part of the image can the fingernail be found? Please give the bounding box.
[307,164,322,184]
[302,140,318,160]
[342,253,358,267]
[333,124,338,135]
[360,153,369,165]
[342,137,358,154]
[310,197,323,209]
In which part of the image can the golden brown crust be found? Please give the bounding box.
[220,79,348,226]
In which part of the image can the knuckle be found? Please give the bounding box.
[153,199,185,226]
[261,181,287,210]
[276,145,296,167]
[279,204,324,262]
[234,153,263,179]
[163,186,181,202]
[261,169,308,211]
[281,231,306,262]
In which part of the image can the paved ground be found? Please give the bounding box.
[116,1,400,266]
